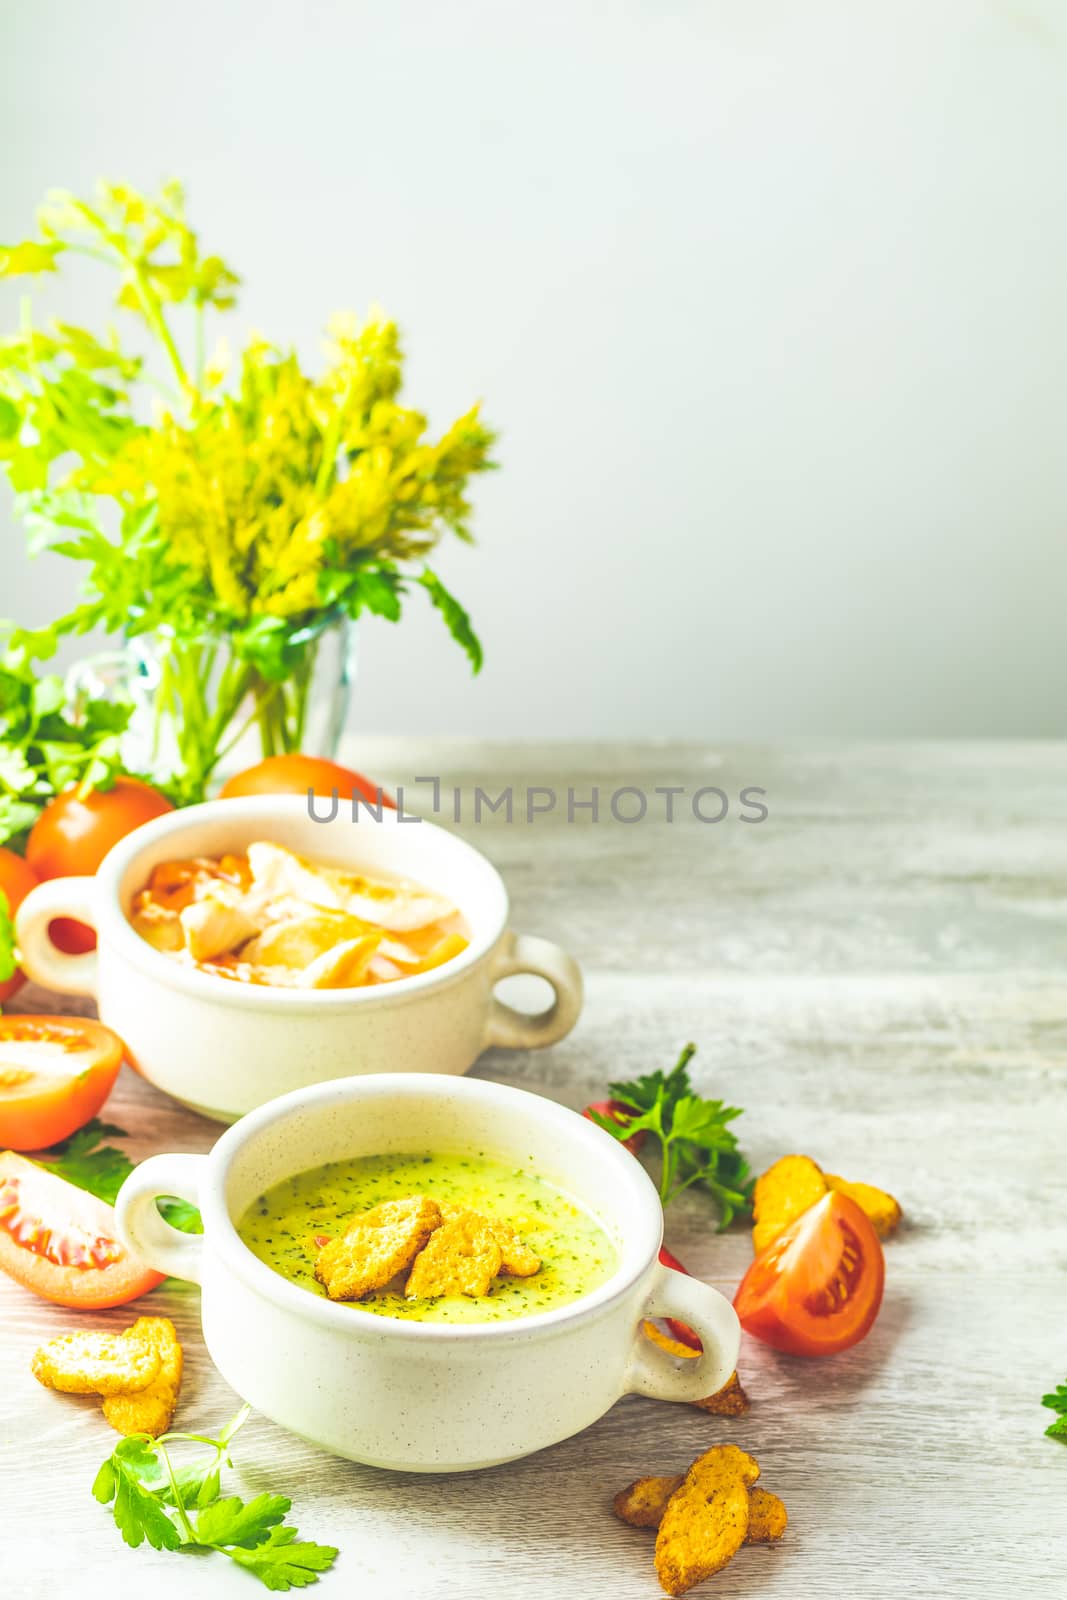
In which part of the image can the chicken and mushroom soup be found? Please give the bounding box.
[237,1152,620,1323]
[129,842,469,989]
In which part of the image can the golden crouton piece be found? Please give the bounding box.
[31,1330,161,1397]
[642,1320,699,1361]
[752,1154,829,1254]
[613,1474,684,1528]
[405,1210,503,1299]
[438,1203,541,1278]
[315,1195,442,1301]
[654,1446,759,1597]
[614,1477,786,1545]
[694,1370,751,1417]
[487,1218,541,1277]
[825,1174,902,1238]
[745,1487,788,1543]
[101,1318,183,1438]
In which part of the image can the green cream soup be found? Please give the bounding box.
[237,1151,619,1323]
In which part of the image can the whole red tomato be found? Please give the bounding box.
[220,754,396,809]
[0,848,40,1002]
[26,777,175,953]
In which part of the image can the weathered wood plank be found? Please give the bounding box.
[3,742,1064,1598]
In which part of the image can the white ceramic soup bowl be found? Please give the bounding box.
[115,1073,741,1472]
[14,797,582,1122]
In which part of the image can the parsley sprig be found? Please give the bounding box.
[37,1118,202,1232]
[1042,1382,1067,1444]
[92,1404,338,1589]
[0,647,134,847]
[587,1044,752,1227]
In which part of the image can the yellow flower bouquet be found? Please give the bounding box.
[0,182,495,799]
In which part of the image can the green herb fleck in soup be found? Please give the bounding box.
[237,1152,619,1323]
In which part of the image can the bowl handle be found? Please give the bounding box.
[484,931,583,1050]
[14,877,99,997]
[624,1263,740,1402]
[115,1154,206,1284]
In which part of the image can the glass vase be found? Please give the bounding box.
[75,614,357,802]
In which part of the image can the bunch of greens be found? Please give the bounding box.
[1,181,496,800]
[92,1403,338,1590]
[1042,1382,1067,1444]
[37,1118,202,1232]
[0,643,133,846]
[587,1044,752,1226]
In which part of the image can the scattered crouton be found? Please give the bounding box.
[314,1195,442,1301]
[31,1330,161,1397]
[101,1318,183,1437]
[654,1445,760,1596]
[614,1474,684,1529]
[745,1487,788,1544]
[614,1476,786,1546]
[752,1154,829,1254]
[752,1154,903,1253]
[824,1174,902,1238]
[693,1370,750,1417]
[405,1210,503,1299]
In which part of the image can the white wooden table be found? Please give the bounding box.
[3,740,1065,1599]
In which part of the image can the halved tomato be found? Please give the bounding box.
[0,1016,125,1152]
[0,1152,163,1307]
[733,1190,885,1357]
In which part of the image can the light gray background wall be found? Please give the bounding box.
[2,0,1064,738]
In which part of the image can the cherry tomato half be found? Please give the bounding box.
[733,1191,885,1357]
[0,847,39,1002]
[0,1016,125,1151]
[219,754,396,809]
[0,1151,163,1308]
[26,777,174,953]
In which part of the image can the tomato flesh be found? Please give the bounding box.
[0,1016,125,1151]
[733,1191,885,1357]
[0,1152,163,1307]
[219,754,396,809]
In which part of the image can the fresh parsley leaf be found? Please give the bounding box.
[92,1407,339,1589]
[196,1493,291,1550]
[158,1195,205,1234]
[228,1526,341,1591]
[38,1119,133,1203]
[35,1118,203,1232]
[0,647,134,848]
[589,1043,752,1225]
[94,1438,183,1551]
[1042,1382,1067,1443]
